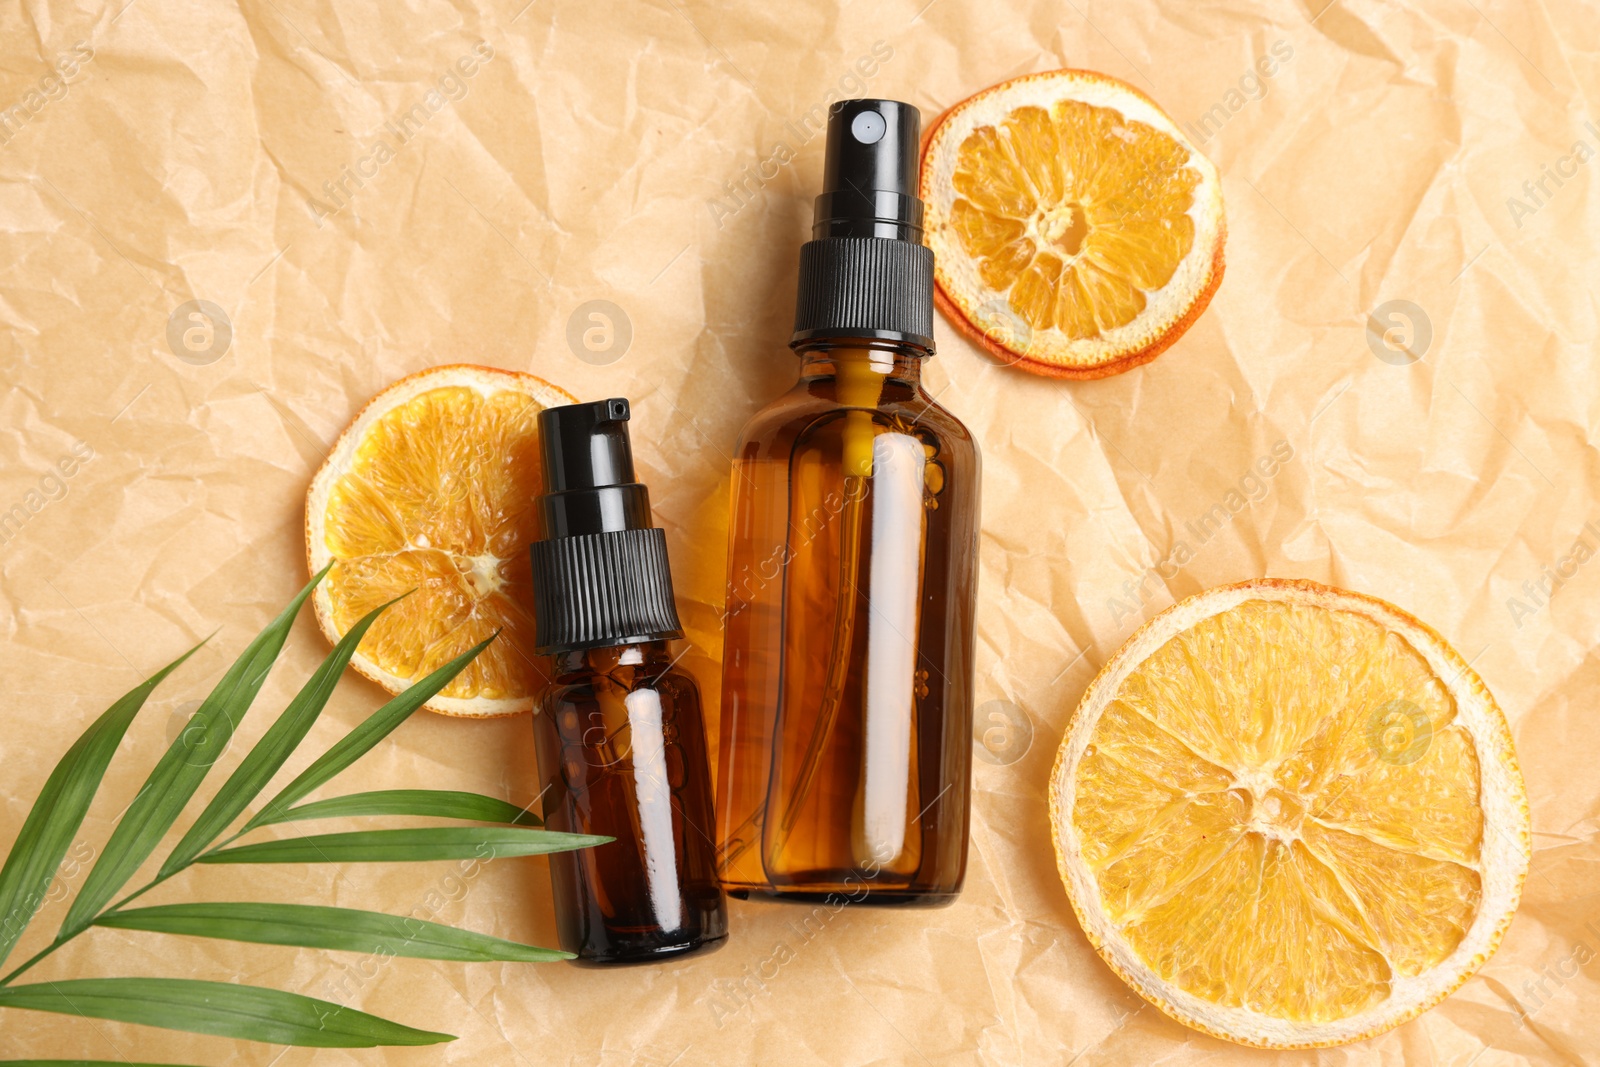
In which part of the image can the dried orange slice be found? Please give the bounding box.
[1050,580,1530,1048]
[921,69,1225,378]
[306,365,576,717]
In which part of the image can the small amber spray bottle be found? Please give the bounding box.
[715,101,982,903]
[529,398,727,961]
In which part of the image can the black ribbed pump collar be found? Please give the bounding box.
[528,398,683,655]
[790,99,935,354]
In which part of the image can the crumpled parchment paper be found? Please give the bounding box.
[1,0,1595,1063]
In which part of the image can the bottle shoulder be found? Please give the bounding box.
[885,393,978,457]
[734,376,979,462]
[539,659,702,710]
[731,384,833,452]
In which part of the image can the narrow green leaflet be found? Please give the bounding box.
[58,568,327,940]
[0,643,203,970]
[0,581,605,1055]
[159,596,402,875]
[96,902,570,962]
[200,827,610,864]
[258,789,541,827]
[0,977,451,1047]
[245,635,496,829]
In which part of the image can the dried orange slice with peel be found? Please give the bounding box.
[922,69,1225,378]
[306,365,576,718]
[1050,579,1529,1048]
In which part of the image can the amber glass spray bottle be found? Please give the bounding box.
[529,398,727,961]
[715,100,981,904]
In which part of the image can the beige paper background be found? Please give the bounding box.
[1,0,1596,1062]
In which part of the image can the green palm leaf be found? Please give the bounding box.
[95,902,569,961]
[0,978,452,1047]
[0,642,203,969]
[0,578,597,1054]
[159,595,402,875]
[244,634,497,830]
[58,569,327,939]
[257,789,541,827]
[200,827,608,864]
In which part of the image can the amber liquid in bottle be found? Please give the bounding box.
[535,640,727,961]
[716,343,981,903]
[527,397,726,962]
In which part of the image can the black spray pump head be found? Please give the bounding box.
[813,99,924,241]
[536,397,651,538]
[529,398,683,655]
[791,99,936,354]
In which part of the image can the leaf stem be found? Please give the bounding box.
[0,826,253,987]
[0,936,65,988]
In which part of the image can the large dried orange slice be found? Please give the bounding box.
[1050,579,1529,1048]
[921,70,1225,378]
[306,365,576,717]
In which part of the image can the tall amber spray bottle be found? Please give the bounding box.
[529,398,727,961]
[715,100,981,903]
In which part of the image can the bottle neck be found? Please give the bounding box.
[794,342,924,389]
[550,639,674,682]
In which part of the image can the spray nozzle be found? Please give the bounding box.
[536,398,652,538]
[529,397,684,654]
[791,99,935,353]
[812,99,923,241]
